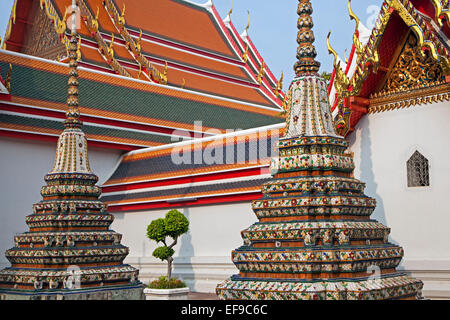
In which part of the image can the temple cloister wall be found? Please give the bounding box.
[348,100,450,299]
[113,203,256,293]
[0,136,123,270]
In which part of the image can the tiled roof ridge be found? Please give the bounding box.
[0,49,283,115]
[122,123,284,159]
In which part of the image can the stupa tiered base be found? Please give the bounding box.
[216,132,423,300]
[0,156,145,300]
[0,30,144,300]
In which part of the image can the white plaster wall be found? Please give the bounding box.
[113,202,257,292]
[348,100,450,299]
[0,136,123,269]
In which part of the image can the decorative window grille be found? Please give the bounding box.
[407,151,430,187]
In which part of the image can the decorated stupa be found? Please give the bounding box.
[216,0,424,300]
[0,2,143,300]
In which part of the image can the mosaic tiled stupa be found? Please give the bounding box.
[216,0,423,300]
[0,5,143,300]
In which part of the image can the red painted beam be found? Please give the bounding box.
[0,103,195,138]
[107,192,263,212]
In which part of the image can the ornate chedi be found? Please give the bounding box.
[0,4,143,300]
[216,0,423,300]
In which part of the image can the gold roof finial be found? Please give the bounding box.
[108,34,115,58]
[348,0,364,57]
[118,4,126,26]
[348,0,360,31]
[136,29,142,54]
[245,11,250,33]
[5,64,12,92]
[76,35,82,61]
[327,31,340,69]
[257,59,265,84]
[294,0,320,76]
[275,72,284,97]
[138,65,142,79]
[228,0,233,17]
[181,78,186,89]
[242,41,249,63]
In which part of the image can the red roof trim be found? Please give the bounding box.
[0,102,196,138]
[107,191,263,212]
[0,129,140,151]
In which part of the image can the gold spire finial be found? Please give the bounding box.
[294,0,320,76]
[64,1,82,129]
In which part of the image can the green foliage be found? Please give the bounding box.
[153,246,175,261]
[321,71,332,83]
[165,210,189,238]
[148,276,187,289]
[146,218,166,243]
[146,210,190,265]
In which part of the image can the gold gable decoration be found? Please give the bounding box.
[381,33,445,94]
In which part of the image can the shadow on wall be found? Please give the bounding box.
[173,208,195,290]
[348,119,392,242]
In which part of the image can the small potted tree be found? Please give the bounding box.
[144,209,190,300]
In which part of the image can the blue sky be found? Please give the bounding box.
[0,0,383,81]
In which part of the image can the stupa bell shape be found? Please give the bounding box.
[0,25,143,300]
[216,0,423,300]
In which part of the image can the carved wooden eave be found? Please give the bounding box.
[332,0,450,137]
[369,31,449,113]
[348,0,449,98]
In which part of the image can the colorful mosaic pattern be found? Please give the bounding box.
[216,0,423,300]
[0,33,143,299]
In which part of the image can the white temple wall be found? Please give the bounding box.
[0,136,123,269]
[113,202,257,293]
[348,100,450,299]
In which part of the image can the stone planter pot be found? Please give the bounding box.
[144,287,190,300]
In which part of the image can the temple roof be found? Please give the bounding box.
[101,124,283,211]
[0,49,283,150]
[328,0,450,136]
[3,0,285,109]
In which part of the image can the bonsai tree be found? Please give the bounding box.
[146,209,189,281]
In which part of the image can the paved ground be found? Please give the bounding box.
[188,292,219,300]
